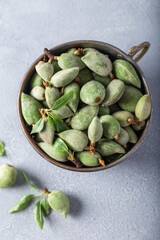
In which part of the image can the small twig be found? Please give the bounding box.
[74,48,84,56]
[73,77,80,84]
[85,142,96,155]
[43,187,51,195]
[39,108,47,118]
[109,73,115,80]
[43,80,49,88]
[43,55,47,62]
[128,118,136,125]
[61,86,65,94]
[115,136,119,141]
[67,156,83,168]
[98,159,105,167]
[44,48,57,61]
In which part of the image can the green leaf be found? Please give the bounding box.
[48,116,56,130]
[9,194,35,213]
[0,142,4,156]
[53,138,68,152]
[31,118,44,134]
[34,200,44,229]
[41,198,50,217]
[21,171,38,190]
[48,112,69,133]
[51,91,73,110]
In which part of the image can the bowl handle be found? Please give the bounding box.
[128,42,150,62]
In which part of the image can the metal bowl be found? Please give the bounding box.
[18,40,151,172]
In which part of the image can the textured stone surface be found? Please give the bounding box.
[0,0,159,239]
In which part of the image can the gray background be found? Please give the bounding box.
[0,0,159,239]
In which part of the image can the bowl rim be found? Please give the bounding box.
[18,40,151,172]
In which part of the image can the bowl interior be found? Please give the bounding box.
[18,40,151,172]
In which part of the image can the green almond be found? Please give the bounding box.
[30,72,43,90]
[21,93,42,125]
[135,94,151,121]
[88,116,103,143]
[52,105,74,119]
[113,59,141,88]
[45,86,60,109]
[38,142,68,162]
[71,105,99,130]
[118,85,142,112]
[124,126,138,144]
[30,86,45,101]
[52,60,61,73]
[102,79,125,106]
[80,80,105,106]
[58,53,86,70]
[39,119,54,145]
[100,115,120,139]
[81,51,112,77]
[51,67,79,87]
[96,139,125,156]
[35,61,54,82]
[116,128,129,146]
[112,111,135,127]
[77,151,101,167]
[64,83,80,113]
[58,130,88,152]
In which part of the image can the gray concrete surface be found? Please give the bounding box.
[0,0,160,239]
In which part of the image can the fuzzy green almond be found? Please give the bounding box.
[52,105,74,119]
[58,53,86,70]
[77,151,101,167]
[35,61,54,82]
[30,86,45,101]
[48,190,70,218]
[0,164,17,188]
[81,51,112,76]
[118,85,142,112]
[135,94,151,121]
[88,116,103,143]
[51,67,79,87]
[112,111,135,127]
[102,79,125,106]
[64,83,80,113]
[30,72,43,90]
[113,59,141,88]
[71,105,99,130]
[21,93,42,125]
[116,128,129,146]
[38,142,68,162]
[58,129,88,152]
[100,115,120,139]
[124,126,138,144]
[96,139,125,156]
[39,119,54,145]
[80,80,105,106]
[45,86,60,109]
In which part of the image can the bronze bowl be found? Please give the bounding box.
[18,40,151,172]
